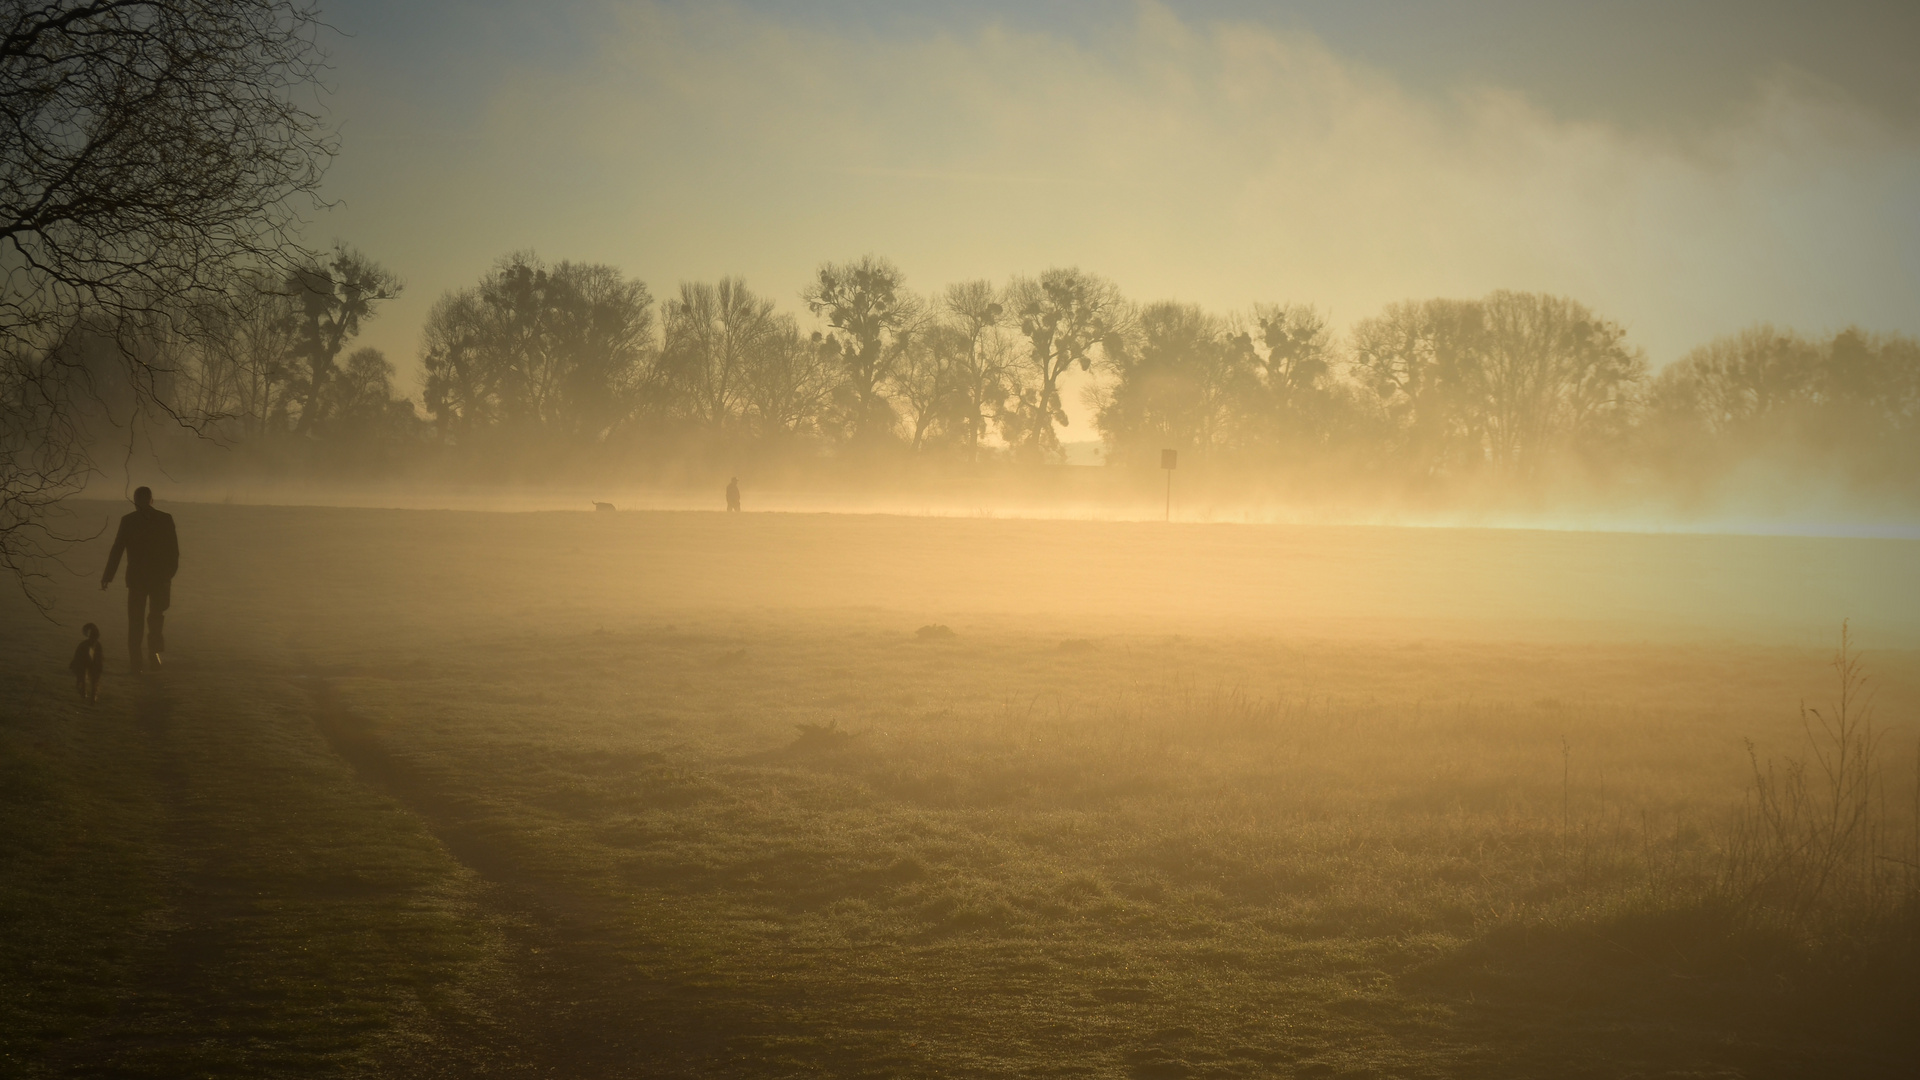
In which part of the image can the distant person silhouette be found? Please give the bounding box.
[101,486,178,673]
[725,477,741,512]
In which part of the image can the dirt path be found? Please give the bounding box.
[303,675,844,1079]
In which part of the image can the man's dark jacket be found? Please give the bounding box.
[105,507,179,588]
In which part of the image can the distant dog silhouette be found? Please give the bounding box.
[593,501,615,512]
[70,623,104,702]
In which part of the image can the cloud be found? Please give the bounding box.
[324,0,1920,392]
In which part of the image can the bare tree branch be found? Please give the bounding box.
[0,0,332,606]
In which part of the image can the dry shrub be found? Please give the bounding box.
[1724,623,1920,949]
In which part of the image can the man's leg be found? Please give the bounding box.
[126,586,146,671]
[145,580,169,667]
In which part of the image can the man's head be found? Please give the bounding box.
[133,486,152,509]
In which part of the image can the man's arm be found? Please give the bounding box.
[101,516,129,588]
[160,515,179,580]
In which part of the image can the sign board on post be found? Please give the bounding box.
[1160,449,1176,521]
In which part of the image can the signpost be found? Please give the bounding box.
[1161,449,1177,522]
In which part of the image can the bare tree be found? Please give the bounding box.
[222,275,304,436]
[0,343,88,598]
[420,288,498,446]
[1004,268,1130,460]
[122,270,302,440]
[1349,298,1490,473]
[0,0,332,600]
[938,280,1015,460]
[318,346,420,445]
[1230,303,1343,456]
[1647,325,1822,438]
[742,318,835,437]
[420,253,654,448]
[286,246,401,432]
[801,255,923,442]
[660,277,776,427]
[889,318,959,453]
[1479,290,1645,475]
[543,261,657,441]
[1092,301,1238,465]
[1648,325,1920,491]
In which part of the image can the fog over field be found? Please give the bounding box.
[106,503,1920,647]
[3,1,1917,1077]
[5,505,1918,1075]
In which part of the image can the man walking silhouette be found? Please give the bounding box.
[101,486,179,673]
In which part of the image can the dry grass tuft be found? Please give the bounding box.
[1725,623,1920,951]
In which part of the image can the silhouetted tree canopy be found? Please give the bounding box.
[1478,291,1645,475]
[1005,268,1131,460]
[1093,301,1237,464]
[1350,299,1490,474]
[1650,326,1920,490]
[0,0,330,349]
[0,0,332,600]
[741,318,835,439]
[1233,303,1344,457]
[934,280,1016,461]
[149,248,411,451]
[286,247,401,433]
[802,255,924,443]
[421,254,655,449]
[72,241,1920,534]
[660,277,776,427]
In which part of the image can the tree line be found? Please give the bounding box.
[138,248,1919,495]
[1,0,334,595]
[18,2,1909,603]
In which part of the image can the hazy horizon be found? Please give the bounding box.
[317,0,1920,420]
[6,6,1917,1071]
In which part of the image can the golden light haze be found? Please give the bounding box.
[7,5,1918,1074]
[324,0,1920,420]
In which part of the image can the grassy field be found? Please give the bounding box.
[3,503,1917,1077]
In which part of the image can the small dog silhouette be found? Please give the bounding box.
[69,623,104,702]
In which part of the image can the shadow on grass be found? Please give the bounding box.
[131,682,174,734]
[301,676,918,1078]
[1406,903,1920,1078]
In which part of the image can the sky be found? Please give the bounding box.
[314,0,1920,408]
